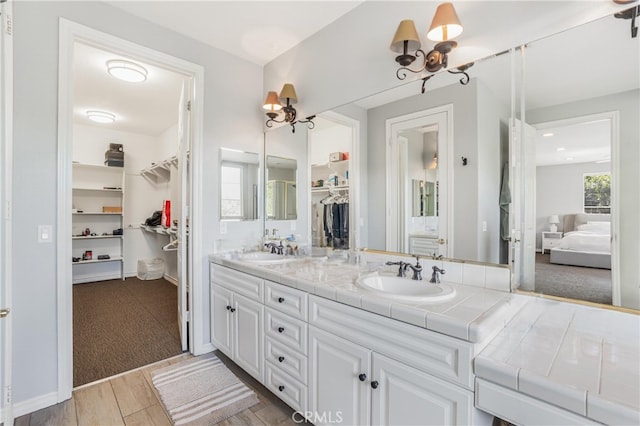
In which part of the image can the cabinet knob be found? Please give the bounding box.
[226,305,231,311]
[277,327,285,333]
[278,356,285,363]
[370,381,379,389]
[278,385,285,392]
[358,373,367,382]
[230,308,236,313]
[278,297,285,303]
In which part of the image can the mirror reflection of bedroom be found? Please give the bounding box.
[534,118,612,304]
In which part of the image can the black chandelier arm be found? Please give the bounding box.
[447,68,470,85]
[288,116,316,133]
[395,49,428,80]
[421,75,434,94]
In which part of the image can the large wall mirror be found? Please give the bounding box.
[262,9,638,310]
[219,148,260,221]
[517,10,639,309]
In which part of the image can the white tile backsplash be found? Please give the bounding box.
[463,263,487,287]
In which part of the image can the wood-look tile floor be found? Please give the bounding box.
[16,351,305,426]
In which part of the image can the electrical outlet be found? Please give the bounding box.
[220,221,227,235]
[482,221,487,232]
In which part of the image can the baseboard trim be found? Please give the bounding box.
[13,391,59,418]
[163,273,177,286]
[72,272,122,284]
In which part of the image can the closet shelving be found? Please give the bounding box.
[311,185,350,193]
[71,163,125,283]
[140,155,177,181]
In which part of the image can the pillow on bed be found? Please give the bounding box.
[576,222,610,233]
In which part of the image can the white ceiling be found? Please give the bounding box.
[535,119,611,167]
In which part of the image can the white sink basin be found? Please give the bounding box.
[356,274,456,302]
[239,252,297,265]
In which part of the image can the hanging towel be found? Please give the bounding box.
[499,163,511,241]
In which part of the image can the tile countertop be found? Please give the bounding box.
[475,297,640,425]
[209,254,529,345]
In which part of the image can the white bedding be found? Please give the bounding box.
[558,230,611,253]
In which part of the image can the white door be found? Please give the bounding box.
[309,326,371,426]
[386,106,452,256]
[509,118,536,290]
[1,1,13,424]
[370,353,473,426]
[210,284,233,356]
[232,294,263,381]
[177,81,191,351]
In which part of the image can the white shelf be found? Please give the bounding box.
[140,155,177,181]
[72,256,123,265]
[72,235,123,240]
[311,159,349,168]
[73,212,122,216]
[72,163,123,173]
[311,185,350,193]
[140,224,176,235]
[72,187,122,192]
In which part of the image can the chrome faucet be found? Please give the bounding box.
[431,252,443,260]
[404,256,423,280]
[385,261,409,277]
[429,265,446,284]
[265,242,278,254]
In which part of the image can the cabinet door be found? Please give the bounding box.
[210,284,233,357]
[371,353,473,426]
[309,326,370,426]
[233,294,263,381]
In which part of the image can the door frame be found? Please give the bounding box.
[531,111,620,305]
[1,0,14,423]
[385,105,453,256]
[57,19,205,401]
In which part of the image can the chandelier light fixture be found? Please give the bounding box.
[106,59,148,83]
[263,83,315,133]
[390,2,471,87]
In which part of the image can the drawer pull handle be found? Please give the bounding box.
[230,308,236,313]
[277,327,285,333]
[278,297,285,303]
[358,373,367,382]
[226,305,231,311]
[278,385,285,392]
[278,356,285,363]
[370,381,379,389]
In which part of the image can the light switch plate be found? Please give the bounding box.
[219,221,227,234]
[38,225,53,243]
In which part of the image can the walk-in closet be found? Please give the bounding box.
[70,41,189,386]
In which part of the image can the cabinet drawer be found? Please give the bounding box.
[265,307,308,355]
[265,336,308,385]
[265,280,308,321]
[211,264,263,302]
[309,296,474,390]
[265,361,307,412]
[544,239,560,248]
[410,237,438,249]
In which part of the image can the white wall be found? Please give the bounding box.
[309,124,351,166]
[13,1,263,409]
[528,89,639,309]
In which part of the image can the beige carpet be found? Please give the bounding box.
[73,277,183,387]
[151,353,259,425]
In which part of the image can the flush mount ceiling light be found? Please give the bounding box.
[391,2,470,87]
[86,110,115,124]
[263,83,315,133]
[106,59,148,83]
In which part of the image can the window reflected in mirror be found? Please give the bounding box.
[266,155,297,220]
[220,148,259,221]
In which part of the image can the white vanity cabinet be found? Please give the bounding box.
[210,266,264,382]
[308,296,479,426]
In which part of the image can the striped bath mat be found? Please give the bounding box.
[151,353,259,425]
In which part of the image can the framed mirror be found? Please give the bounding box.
[266,155,297,220]
[219,148,260,221]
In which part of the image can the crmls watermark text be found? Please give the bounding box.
[292,410,344,424]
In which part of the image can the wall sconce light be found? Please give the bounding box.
[390,2,467,82]
[263,83,315,133]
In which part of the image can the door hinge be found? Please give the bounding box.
[4,200,10,220]
[4,13,12,36]
[4,385,11,404]
[186,100,191,112]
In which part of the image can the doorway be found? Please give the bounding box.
[57,20,204,399]
[532,114,617,305]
